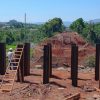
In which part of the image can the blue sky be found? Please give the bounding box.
[0,0,100,23]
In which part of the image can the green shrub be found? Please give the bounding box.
[84,55,95,68]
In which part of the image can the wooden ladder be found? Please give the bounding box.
[0,44,24,93]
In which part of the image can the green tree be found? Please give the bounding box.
[6,32,15,44]
[70,18,85,34]
[8,20,24,28]
[50,18,63,32]
[41,18,64,37]
[87,30,97,44]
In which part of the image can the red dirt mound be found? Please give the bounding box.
[32,32,95,67]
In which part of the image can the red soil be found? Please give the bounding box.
[0,32,97,100]
[33,32,95,67]
[0,68,99,100]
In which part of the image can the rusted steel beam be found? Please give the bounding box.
[95,43,100,81]
[71,44,78,87]
[24,43,30,76]
[47,43,52,77]
[0,43,6,75]
[43,45,49,84]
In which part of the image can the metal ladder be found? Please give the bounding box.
[0,44,24,92]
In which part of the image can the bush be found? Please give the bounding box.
[84,55,95,68]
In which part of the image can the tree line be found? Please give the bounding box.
[0,17,100,45]
[69,18,100,44]
[0,18,64,45]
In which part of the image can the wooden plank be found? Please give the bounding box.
[15,51,22,53]
[0,84,12,91]
[65,93,80,100]
[16,48,23,50]
[94,87,100,92]
[10,60,19,62]
[10,62,19,64]
[5,72,16,75]
[6,70,17,73]
[17,44,24,82]
[9,65,18,68]
[0,89,11,92]
[1,83,13,85]
[13,55,20,59]
[5,71,17,74]
[13,54,21,56]
[13,57,20,60]
[3,78,14,81]
[4,75,15,79]
[0,89,12,92]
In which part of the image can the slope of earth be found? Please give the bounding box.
[31,32,95,67]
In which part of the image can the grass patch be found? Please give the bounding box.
[84,55,95,68]
[6,44,16,52]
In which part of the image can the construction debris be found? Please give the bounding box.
[82,85,96,92]
[65,93,80,100]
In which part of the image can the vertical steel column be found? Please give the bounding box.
[95,44,100,81]
[24,43,30,76]
[71,44,78,87]
[0,43,6,75]
[47,43,52,77]
[43,45,49,84]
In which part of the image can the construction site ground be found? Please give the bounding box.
[0,67,100,100]
[0,32,98,100]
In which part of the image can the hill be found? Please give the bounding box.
[0,20,38,28]
[88,19,100,24]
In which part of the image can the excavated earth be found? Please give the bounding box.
[0,32,99,100]
[32,32,95,67]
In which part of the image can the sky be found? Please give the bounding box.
[0,0,100,23]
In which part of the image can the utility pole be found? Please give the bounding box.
[25,13,26,29]
[24,13,27,42]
